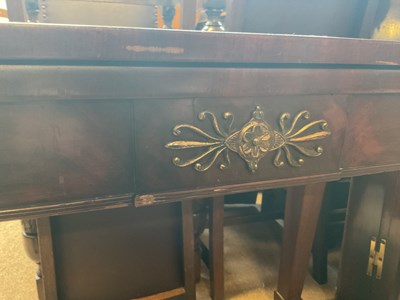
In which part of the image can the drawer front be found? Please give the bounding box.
[133,95,347,196]
[342,95,400,172]
[0,100,134,211]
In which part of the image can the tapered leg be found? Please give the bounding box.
[36,217,58,300]
[193,200,210,283]
[311,187,329,285]
[182,201,196,300]
[274,183,326,300]
[209,196,224,300]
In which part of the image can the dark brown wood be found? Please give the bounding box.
[275,182,326,300]
[337,172,400,300]
[1,23,400,65]
[342,95,400,170]
[209,197,224,300]
[181,201,196,300]
[1,194,132,221]
[200,240,210,269]
[36,217,58,300]
[2,23,400,300]
[0,99,134,218]
[336,174,383,300]
[51,205,184,300]
[311,184,331,285]
[131,287,185,300]
[312,180,349,285]
[2,27,400,220]
[374,174,400,300]
[133,95,346,193]
[4,67,400,103]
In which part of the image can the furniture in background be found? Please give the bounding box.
[6,0,392,36]
[1,23,400,300]
[312,180,350,284]
[337,173,400,300]
[4,0,198,28]
[22,204,189,300]
[3,1,400,299]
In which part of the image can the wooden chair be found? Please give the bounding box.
[22,204,197,300]
[5,0,197,29]
[197,191,284,299]
[312,180,350,284]
[198,182,349,298]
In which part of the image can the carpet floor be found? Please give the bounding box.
[0,219,339,300]
[196,220,338,299]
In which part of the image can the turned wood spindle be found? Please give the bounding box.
[201,0,226,31]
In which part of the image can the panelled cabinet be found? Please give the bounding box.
[337,172,400,300]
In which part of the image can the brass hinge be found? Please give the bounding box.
[366,237,386,279]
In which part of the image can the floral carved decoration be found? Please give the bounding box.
[165,106,331,173]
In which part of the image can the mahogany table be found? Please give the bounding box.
[1,23,400,300]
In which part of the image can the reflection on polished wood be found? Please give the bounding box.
[0,23,400,299]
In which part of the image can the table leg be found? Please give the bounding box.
[311,183,330,285]
[209,196,224,300]
[182,201,196,300]
[274,182,326,300]
[36,217,58,300]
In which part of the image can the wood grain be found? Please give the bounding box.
[131,287,185,300]
[275,182,326,300]
[209,197,224,300]
[0,23,400,66]
[36,217,58,300]
[181,201,196,300]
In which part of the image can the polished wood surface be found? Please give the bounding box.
[209,197,224,300]
[36,218,57,300]
[182,201,196,300]
[312,180,349,285]
[275,183,326,300]
[49,204,184,300]
[337,173,400,300]
[1,23,400,65]
[1,24,400,219]
[1,23,400,299]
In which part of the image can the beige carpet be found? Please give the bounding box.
[196,220,338,300]
[0,219,338,300]
[0,221,37,300]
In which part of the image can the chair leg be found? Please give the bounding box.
[312,183,331,285]
[193,200,210,283]
[274,183,326,300]
[182,201,196,300]
[209,196,224,300]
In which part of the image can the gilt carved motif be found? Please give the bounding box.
[165,106,331,173]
